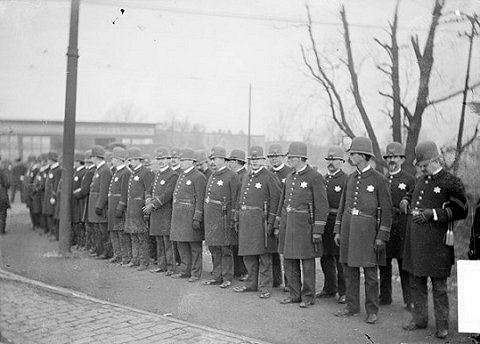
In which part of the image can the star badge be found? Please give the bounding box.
[434,186,441,194]
[186,180,192,185]
[160,180,165,185]
[49,173,53,179]
[281,178,286,184]
[217,180,224,186]
[334,185,341,192]
[255,182,262,189]
[114,177,119,182]
[367,185,375,192]
[74,176,79,182]
[300,181,308,188]
[398,183,406,190]
[134,176,140,181]
[95,173,99,178]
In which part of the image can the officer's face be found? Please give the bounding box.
[385,155,404,172]
[210,157,226,170]
[170,157,179,167]
[250,159,262,170]
[269,156,284,168]
[73,160,80,169]
[180,159,193,170]
[129,158,141,168]
[418,160,438,175]
[287,156,301,170]
[348,153,363,166]
[327,159,343,172]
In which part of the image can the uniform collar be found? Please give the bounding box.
[272,163,285,171]
[356,165,371,174]
[76,165,85,172]
[327,168,341,176]
[171,164,181,171]
[183,165,194,174]
[388,167,401,176]
[160,165,170,173]
[116,164,125,171]
[251,166,264,175]
[96,161,106,169]
[50,162,60,169]
[133,164,143,171]
[295,165,307,174]
[236,165,246,173]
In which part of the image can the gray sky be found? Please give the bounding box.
[1,0,479,145]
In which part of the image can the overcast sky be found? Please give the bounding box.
[1,0,479,145]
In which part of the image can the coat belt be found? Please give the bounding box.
[346,207,374,218]
[329,208,338,214]
[108,193,121,197]
[204,197,223,205]
[286,206,308,214]
[240,205,261,211]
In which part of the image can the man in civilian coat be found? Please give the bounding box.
[401,141,468,339]
[276,142,329,308]
[87,146,113,258]
[267,143,293,290]
[71,152,87,248]
[144,147,179,275]
[170,148,206,281]
[42,151,61,240]
[202,146,241,288]
[107,147,130,264]
[124,147,154,271]
[227,149,248,281]
[316,146,347,304]
[24,155,40,230]
[195,150,212,181]
[0,156,10,235]
[334,137,392,324]
[233,146,281,298]
[379,142,415,308]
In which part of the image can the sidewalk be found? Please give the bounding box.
[0,269,267,344]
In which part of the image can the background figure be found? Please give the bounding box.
[0,157,11,234]
[10,158,27,203]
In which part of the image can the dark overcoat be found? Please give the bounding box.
[170,167,206,242]
[124,165,154,234]
[75,165,95,223]
[204,167,240,246]
[334,167,392,268]
[148,167,178,236]
[71,166,87,224]
[42,163,61,216]
[87,162,112,224]
[277,165,329,259]
[237,167,281,255]
[402,169,468,278]
[107,165,130,231]
[32,166,48,215]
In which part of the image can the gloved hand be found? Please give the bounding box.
[267,223,274,237]
[412,209,434,224]
[334,233,341,247]
[374,239,385,252]
[115,208,124,218]
[399,200,410,214]
[193,219,201,231]
[95,207,103,216]
[142,203,153,215]
[312,233,322,244]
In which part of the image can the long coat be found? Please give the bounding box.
[147,167,178,236]
[0,168,10,209]
[74,165,95,223]
[204,167,240,246]
[385,169,415,259]
[71,166,87,224]
[323,170,348,256]
[32,166,48,215]
[170,167,206,242]
[107,165,130,232]
[270,163,293,185]
[42,163,61,216]
[403,169,468,278]
[334,167,392,268]
[87,162,112,224]
[24,164,39,210]
[237,167,281,255]
[124,165,154,234]
[277,165,329,259]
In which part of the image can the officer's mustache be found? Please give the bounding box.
[347,158,353,166]
[328,163,335,169]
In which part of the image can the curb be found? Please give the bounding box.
[0,268,271,344]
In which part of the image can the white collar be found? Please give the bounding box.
[357,165,371,174]
[183,166,194,173]
[251,166,264,174]
[50,162,59,169]
[134,164,143,171]
[97,161,106,169]
[217,166,226,172]
[296,165,307,173]
[76,165,85,172]
[172,165,180,170]
[272,163,285,171]
[116,164,125,171]
[389,168,401,176]
[160,166,169,172]
[328,169,341,176]
[432,167,442,175]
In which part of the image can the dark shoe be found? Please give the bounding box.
[165,270,174,276]
[259,291,271,299]
[337,295,346,304]
[239,274,248,282]
[435,329,448,339]
[219,281,232,288]
[366,314,378,324]
[188,276,200,283]
[280,297,301,304]
[233,286,257,293]
[315,290,336,299]
[379,298,392,306]
[124,261,139,268]
[334,308,359,317]
[299,301,314,308]
[283,286,290,293]
[171,273,190,279]
[150,267,166,273]
[405,303,414,312]
[402,321,427,331]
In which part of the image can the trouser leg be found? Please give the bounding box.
[233,245,247,277]
[432,277,449,332]
[410,274,429,327]
[155,236,166,270]
[120,232,132,263]
[209,246,223,282]
[163,235,173,272]
[221,245,234,282]
[259,253,273,293]
[131,234,140,265]
[301,258,316,303]
[320,255,337,294]
[271,252,282,287]
[110,231,121,258]
[344,265,361,313]
[364,266,379,315]
[284,258,301,301]
[0,208,6,234]
[398,259,411,305]
[177,242,192,276]
[149,235,157,261]
[100,223,111,257]
[190,241,203,278]
[243,255,259,290]
[379,258,393,304]
[138,232,150,266]
[281,254,289,288]
[336,256,346,296]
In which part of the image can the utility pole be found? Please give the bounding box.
[59,0,80,255]
[247,83,252,155]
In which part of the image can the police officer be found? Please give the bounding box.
[0,155,10,234]
[267,143,293,290]
[233,146,281,298]
[401,141,468,339]
[334,137,392,324]
[227,149,248,281]
[124,147,154,271]
[43,151,61,240]
[203,146,241,288]
[34,153,49,233]
[277,142,329,308]
[24,155,40,230]
[11,158,27,203]
[316,146,347,304]
[71,152,87,248]
[170,148,206,281]
[379,142,415,308]
[107,147,130,264]
[195,150,212,181]
[87,146,113,258]
[144,147,179,275]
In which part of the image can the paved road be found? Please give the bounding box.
[0,271,267,344]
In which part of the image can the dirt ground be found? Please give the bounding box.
[0,202,474,344]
